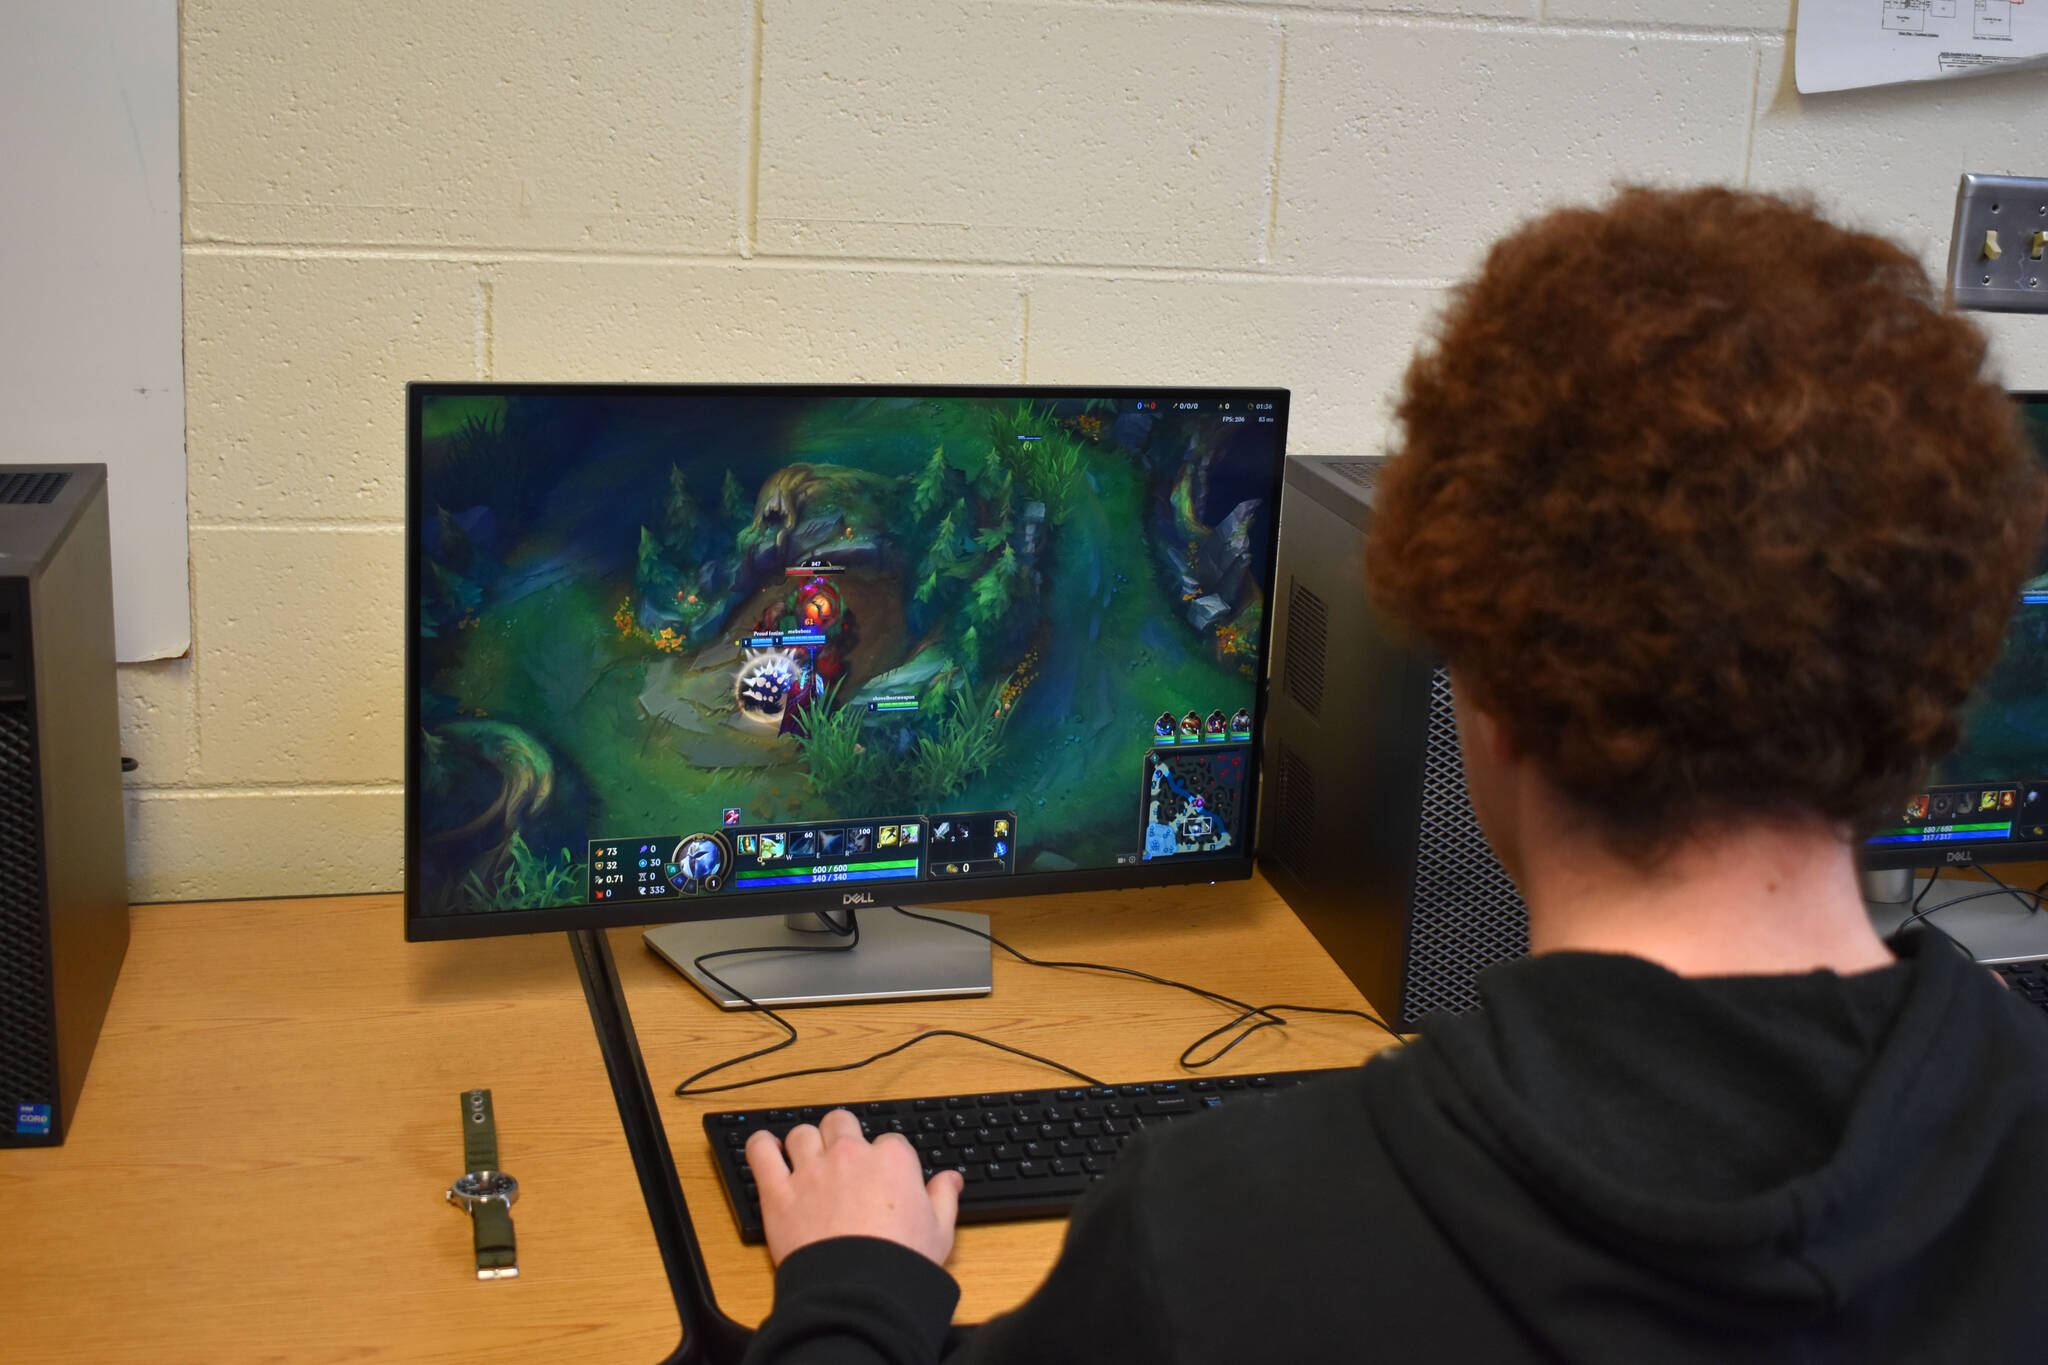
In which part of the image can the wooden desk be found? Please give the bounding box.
[0,876,1390,1362]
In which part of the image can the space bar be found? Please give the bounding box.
[959,1174,1091,1205]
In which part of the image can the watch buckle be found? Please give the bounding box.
[477,1266,520,1281]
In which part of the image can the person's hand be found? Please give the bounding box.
[745,1108,965,1267]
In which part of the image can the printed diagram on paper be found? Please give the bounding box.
[1798,0,2046,92]
[1880,0,2012,39]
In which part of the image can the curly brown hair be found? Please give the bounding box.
[1366,185,2047,857]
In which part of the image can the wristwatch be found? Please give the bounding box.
[446,1088,519,1280]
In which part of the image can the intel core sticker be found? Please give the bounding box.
[15,1103,51,1135]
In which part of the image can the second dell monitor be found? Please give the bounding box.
[407,385,1288,938]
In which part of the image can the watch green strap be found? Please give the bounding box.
[473,1198,518,1278]
[462,1089,499,1174]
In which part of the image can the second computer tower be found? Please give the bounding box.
[1258,456,1526,1032]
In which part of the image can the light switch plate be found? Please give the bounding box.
[1948,173,2048,315]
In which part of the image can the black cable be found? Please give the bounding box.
[1888,866,1942,938]
[673,913,1103,1097]
[1976,862,2037,915]
[671,904,1404,1100]
[889,905,1405,1062]
[1892,881,2045,939]
[671,913,860,1094]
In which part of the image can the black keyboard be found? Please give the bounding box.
[702,1068,1343,1244]
[1994,959,2048,1014]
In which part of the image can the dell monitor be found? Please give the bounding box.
[406,384,1288,1003]
[1860,393,2048,956]
[1863,393,2048,872]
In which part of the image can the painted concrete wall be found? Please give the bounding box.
[134,0,2048,900]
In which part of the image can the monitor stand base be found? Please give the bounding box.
[642,908,994,1008]
[1866,875,2048,964]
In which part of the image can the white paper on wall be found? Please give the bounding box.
[0,1,188,661]
[1796,0,2048,92]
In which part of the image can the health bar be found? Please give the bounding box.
[740,630,828,649]
[872,699,919,712]
[1867,823,2012,845]
[737,862,921,890]
[737,857,920,882]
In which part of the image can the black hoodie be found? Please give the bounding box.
[742,930,2048,1364]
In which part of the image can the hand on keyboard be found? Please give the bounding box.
[745,1107,967,1267]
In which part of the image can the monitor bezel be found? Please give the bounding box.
[1860,389,2048,872]
[405,381,1291,941]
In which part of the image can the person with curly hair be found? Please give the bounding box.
[734,187,2048,1365]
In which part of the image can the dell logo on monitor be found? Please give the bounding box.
[1945,849,1976,864]
[842,892,875,906]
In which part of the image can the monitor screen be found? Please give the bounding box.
[1865,393,2048,868]
[407,385,1288,938]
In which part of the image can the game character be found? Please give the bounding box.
[1180,711,1202,740]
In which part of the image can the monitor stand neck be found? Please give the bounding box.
[642,906,994,1009]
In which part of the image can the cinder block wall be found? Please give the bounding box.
[130,0,2048,901]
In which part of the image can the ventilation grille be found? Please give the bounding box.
[1403,669,1528,1022]
[1283,579,1327,717]
[1273,743,1317,880]
[1323,459,1382,491]
[0,703,53,1116]
[0,473,69,506]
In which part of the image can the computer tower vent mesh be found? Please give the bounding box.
[1274,742,1317,879]
[0,472,69,506]
[1323,460,1381,491]
[1404,669,1527,1021]
[0,702,55,1112]
[1283,579,1327,717]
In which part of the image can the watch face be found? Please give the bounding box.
[453,1171,518,1200]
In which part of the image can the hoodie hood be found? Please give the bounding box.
[1362,929,2048,1360]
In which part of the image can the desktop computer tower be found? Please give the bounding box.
[1258,456,1527,1032]
[0,466,128,1146]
